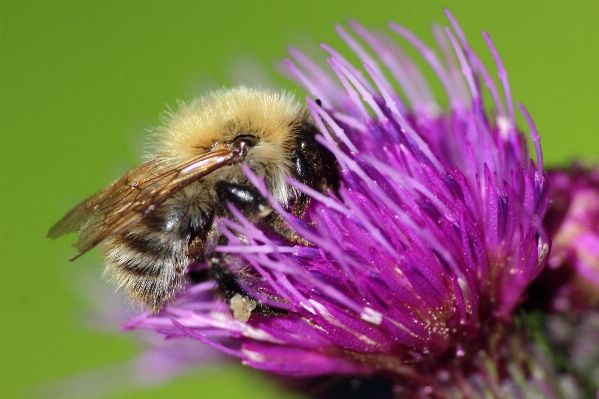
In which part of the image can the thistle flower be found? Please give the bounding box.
[123,11,553,397]
[542,166,599,309]
[523,165,599,398]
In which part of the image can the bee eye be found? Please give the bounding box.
[233,134,260,148]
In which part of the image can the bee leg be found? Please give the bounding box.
[216,181,311,246]
[210,240,287,322]
[216,181,272,220]
[262,211,312,246]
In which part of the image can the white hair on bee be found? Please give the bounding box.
[152,87,304,207]
[157,87,301,158]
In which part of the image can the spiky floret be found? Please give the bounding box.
[125,10,549,391]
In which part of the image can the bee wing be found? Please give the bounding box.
[49,142,247,259]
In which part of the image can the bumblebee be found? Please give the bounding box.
[49,87,337,320]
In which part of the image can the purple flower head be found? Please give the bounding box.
[542,166,599,309]
[125,10,549,390]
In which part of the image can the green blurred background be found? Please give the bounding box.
[2,1,598,398]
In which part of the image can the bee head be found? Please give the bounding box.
[156,87,301,161]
